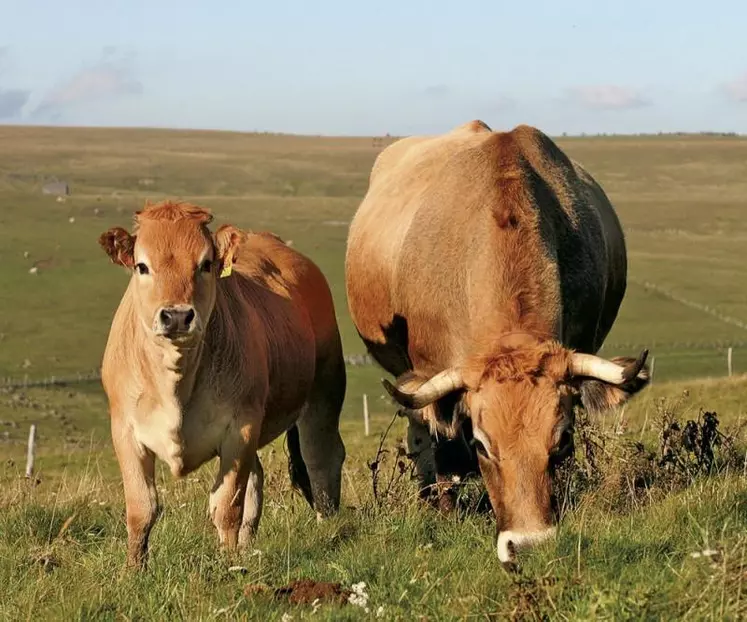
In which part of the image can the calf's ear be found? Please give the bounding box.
[213,224,247,278]
[98,227,136,268]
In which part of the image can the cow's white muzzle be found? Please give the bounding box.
[497,527,557,563]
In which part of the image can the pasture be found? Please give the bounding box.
[1,126,747,619]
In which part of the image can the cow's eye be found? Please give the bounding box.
[473,437,489,459]
[557,429,573,452]
[200,259,213,273]
[135,263,149,275]
[552,428,574,462]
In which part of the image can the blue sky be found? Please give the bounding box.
[1,0,746,135]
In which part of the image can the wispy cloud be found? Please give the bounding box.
[0,90,31,119]
[481,95,516,112]
[0,47,31,119]
[421,84,452,99]
[723,73,747,102]
[569,85,650,110]
[32,48,142,120]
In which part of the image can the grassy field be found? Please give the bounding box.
[1,125,747,619]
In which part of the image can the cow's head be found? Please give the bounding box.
[98,200,244,344]
[382,335,650,563]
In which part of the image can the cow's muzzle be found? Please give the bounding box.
[154,305,197,339]
[497,526,557,564]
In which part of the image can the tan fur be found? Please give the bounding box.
[100,200,346,568]
[345,121,649,551]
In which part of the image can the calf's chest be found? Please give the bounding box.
[132,390,235,477]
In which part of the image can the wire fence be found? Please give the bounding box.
[1,344,744,392]
[0,370,102,391]
[0,356,377,391]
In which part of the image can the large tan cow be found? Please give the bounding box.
[345,120,650,563]
[98,200,346,568]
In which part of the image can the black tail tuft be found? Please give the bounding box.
[286,424,314,508]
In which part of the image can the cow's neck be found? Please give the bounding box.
[141,333,205,407]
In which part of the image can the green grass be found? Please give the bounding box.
[2,373,747,619]
[2,126,747,619]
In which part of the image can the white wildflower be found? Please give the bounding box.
[281,613,293,622]
[348,581,370,613]
[376,605,385,617]
[690,548,720,558]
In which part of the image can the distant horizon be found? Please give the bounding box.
[1,121,744,140]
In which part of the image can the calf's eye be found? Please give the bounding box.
[200,260,213,273]
[135,263,149,275]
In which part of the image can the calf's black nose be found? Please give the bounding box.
[158,306,195,334]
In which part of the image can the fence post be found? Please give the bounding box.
[728,347,733,377]
[363,394,370,437]
[649,356,655,384]
[26,424,36,478]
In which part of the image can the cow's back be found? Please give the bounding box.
[217,232,343,420]
[345,121,627,376]
[239,232,343,359]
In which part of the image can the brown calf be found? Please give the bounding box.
[99,200,346,568]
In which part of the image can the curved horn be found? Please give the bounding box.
[381,368,466,410]
[570,349,649,385]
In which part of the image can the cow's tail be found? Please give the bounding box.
[286,423,314,508]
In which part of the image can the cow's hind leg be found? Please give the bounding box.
[294,354,346,518]
[286,423,314,508]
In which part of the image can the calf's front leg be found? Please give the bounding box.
[112,419,159,569]
[239,456,264,547]
[209,418,262,549]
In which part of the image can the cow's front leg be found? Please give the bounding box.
[209,418,261,549]
[405,412,437,499]
[112,419,159,569]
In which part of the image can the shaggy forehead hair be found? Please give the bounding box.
[133,200,214,229]
[465,335,572,389]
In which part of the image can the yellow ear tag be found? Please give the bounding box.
[220,259,233,278]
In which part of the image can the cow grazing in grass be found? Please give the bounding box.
[98,200,346,568]
[345,120,650,563]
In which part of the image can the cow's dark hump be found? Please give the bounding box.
[483,130,528,230]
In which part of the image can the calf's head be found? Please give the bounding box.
[383,337,650,563]
[98,200,244,343]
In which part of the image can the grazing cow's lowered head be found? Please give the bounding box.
[98,201,243,345]
[383,334,650,563]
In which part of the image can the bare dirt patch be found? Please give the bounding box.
[243,578,352,607]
